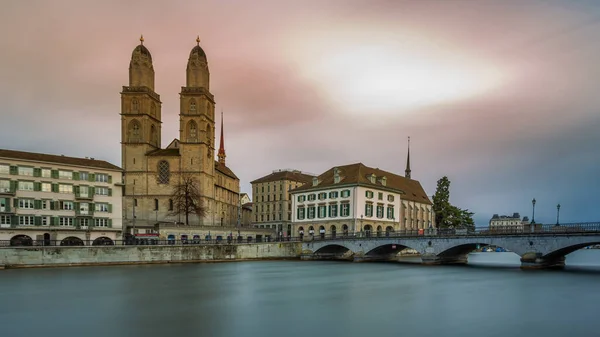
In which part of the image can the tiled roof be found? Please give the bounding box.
[215,161,238,180]
[147,148,181,156]
[251,170,315,184]
[0,148,121,171]
[291,163,432,204]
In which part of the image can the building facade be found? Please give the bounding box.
[241,202,253,227]
[120,36,240,233]
[291,163,434,238]
[250,169,315,236]
[489,213,529,231]
[0,149,123,245]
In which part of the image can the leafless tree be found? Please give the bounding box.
[169,174,206,225]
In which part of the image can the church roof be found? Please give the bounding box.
[215,161,238,180]
[291,163,432,204]
[251,169,315,184]
[147,148,180,157]
[0,148,121,171]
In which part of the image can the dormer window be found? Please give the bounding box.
[312,177,319,186]
[381,176,387,186]
[369,174,376,184]
[334,173,340,184]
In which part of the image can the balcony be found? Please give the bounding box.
[76,208,94,216]
[0,187,15,196]
[75,192,93,201]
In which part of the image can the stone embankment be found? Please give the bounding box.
[0,242,302,269]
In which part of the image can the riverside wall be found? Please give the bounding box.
[0,243,303,269]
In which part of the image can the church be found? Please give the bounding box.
[120,36,240,234]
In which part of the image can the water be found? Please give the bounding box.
[0,251,599,337]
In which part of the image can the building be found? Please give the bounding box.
[0,149,123,245]
[489,213,529,231]
[250,169,315,236]
[241,202,253,227]
[120,36,240,234]
[240,193,251,205]
[290,160,434,239]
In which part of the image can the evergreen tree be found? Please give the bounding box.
[432,176,475,229]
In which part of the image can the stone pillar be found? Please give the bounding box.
[520,252,565,269]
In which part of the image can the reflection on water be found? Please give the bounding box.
[0,251,599,337]
[469,249,600,270]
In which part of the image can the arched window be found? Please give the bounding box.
[128,120,141,142]
[150,124,157,145]
[157,161,170,184]
[188,121,198,141]
[189,99,196,113]
[132,99,139,112]
[169,199,174,211]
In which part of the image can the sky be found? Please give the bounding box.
[1,0,599,226]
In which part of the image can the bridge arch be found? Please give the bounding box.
[365,243,420,256]
[437,243,516,258]
[543,240,600,260]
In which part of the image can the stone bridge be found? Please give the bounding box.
[301,231,600,269]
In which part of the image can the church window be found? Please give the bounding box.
[157,161,170,184]
[150,124,157,145]
[132,99,139,112]
[188,121,198,141]
[128,120,141,143]
[189,99,196,113]
[169,199,173,211]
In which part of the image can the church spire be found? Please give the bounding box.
[405,136,411,179]
[218,110,226,166]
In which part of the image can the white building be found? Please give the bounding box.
[0,149,123,246]
[489,213,529,231]
[240,193,251,205]
[291,163,434,238]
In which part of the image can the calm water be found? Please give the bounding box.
[1,251,599,337]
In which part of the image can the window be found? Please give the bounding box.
[318,193,327,200]
[95,218,109,227]
[79,185,89,197]
[0,180,9,192]
[169,199,173,211]
[329,191,338,199]
[297,195,306,202]
[154,199,159,211]
[41,169,51,178]
[157,161,170,184]
[308,194,316,201]
[18,181,34,191]
[365,190,374,199]
[41,216,49,226]
[19,216,34,226]
[19,199,34,209]
[329,204,338,217]
[18,167,33,176]
[189,99,196,113]
[376,205,384,218]
[0,165,9,174]
[59,170,72,180]
[387,195,395,202]
[132,99,139,112]
[80,172,89,181]
[341,190,350,198]
[95,174,108,183]
[79,203,89,215]
[318,205,326,218]
[62,201,73,210]
[59,217,74,226]
[378,192,383,200]
[41,183,51,192]
[307,206,315,219]
[0,215,10,226]
[365,203,373,217]
[41,200,48,209]
[96,187,108,195]
[341,203,350,217]
[80,218,89,227]
[95,203,109,212]
[59,184,73,194]
[134,199,138,207]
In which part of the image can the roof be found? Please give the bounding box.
[147,148,180,157]
[0,148,122,171]
[291,163,432,204]
[132,44,152,62]
[251,169,315,184]
[215,161,238,180]
[242,202,253,210]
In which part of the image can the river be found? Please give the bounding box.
[0,250,599,337]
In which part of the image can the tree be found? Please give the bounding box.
[432,176,475,230]
[169,174,206,225]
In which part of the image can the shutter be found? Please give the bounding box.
[108,175,112,183]
[108,188,112,196]
[73,172,80,180]
[74,185,80,196]
[51,170,59,179]
[9,166,18,175]
[74,217,79,227]
[108,204,112,213]
[88,173,95,182]
[34,216,41,226]
[52,216,58,226]
[90,186,95,196]
[9,180,17,192]
[108,219,112,228]
[34,200,41,209]
[13,198,18,208]
[11,215,18,227]
[74,202,80,214]
[33,168,41,177]
[34,182,41,192]
[52,183,59,193]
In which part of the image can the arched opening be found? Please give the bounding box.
[131,99,139,112]
[330,225,337,239]
[319,225,325,239]
[298,226,304,240]
[128,119,141,143]
[150,124,157,145]
[385,226,393,237]
[61,237,84,246]
[308,226,315,237]
[543,241,600,268]
[376,225,382,237]
[342,224,349,236]
[189,99,197,113]
[10,235,33,247]
[366,243,418,257]
[43,233,51,246]
[314,244,352,260]
[364,225,372,238]
[187,120,198,142]
[92,237,114,246]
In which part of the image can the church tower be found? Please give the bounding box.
[217,111,226,166]
[121,35,162,181]
[178,36,216,224]
[405,136,411,179]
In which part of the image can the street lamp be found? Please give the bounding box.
[556,203,561,226]
[531,198,536,224]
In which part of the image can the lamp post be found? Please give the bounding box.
[556,203,561,226]
[531,198,536,224]
[360,215,364,237]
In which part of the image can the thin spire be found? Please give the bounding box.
[218,109,226,166]
[405,136,411,179]
[196,35,200,46]
[140,34,144,45]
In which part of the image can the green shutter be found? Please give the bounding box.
[108,204,112,213]
[90,186,95,196]
[52,183,58,193]
[9,166,18,175]
[108,175,112,184]
[9,180,17,192]
[108,188,112,196]
[51,216,58,226]
[34,200,42,209]
[13,198,18,208]
[33,168,41,177]
[108,219,112,228]
[89,203,95,215]
[51,170,59,179]
[88,173,95,182]
[11,215,18,227]
[74,185,80,197]
[73,172,79,180]
[34,216,42,226]
[74,202,80,214]
[50,201,55,210]
[34,182,41,191]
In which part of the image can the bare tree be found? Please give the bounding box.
[169,174,206,225]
